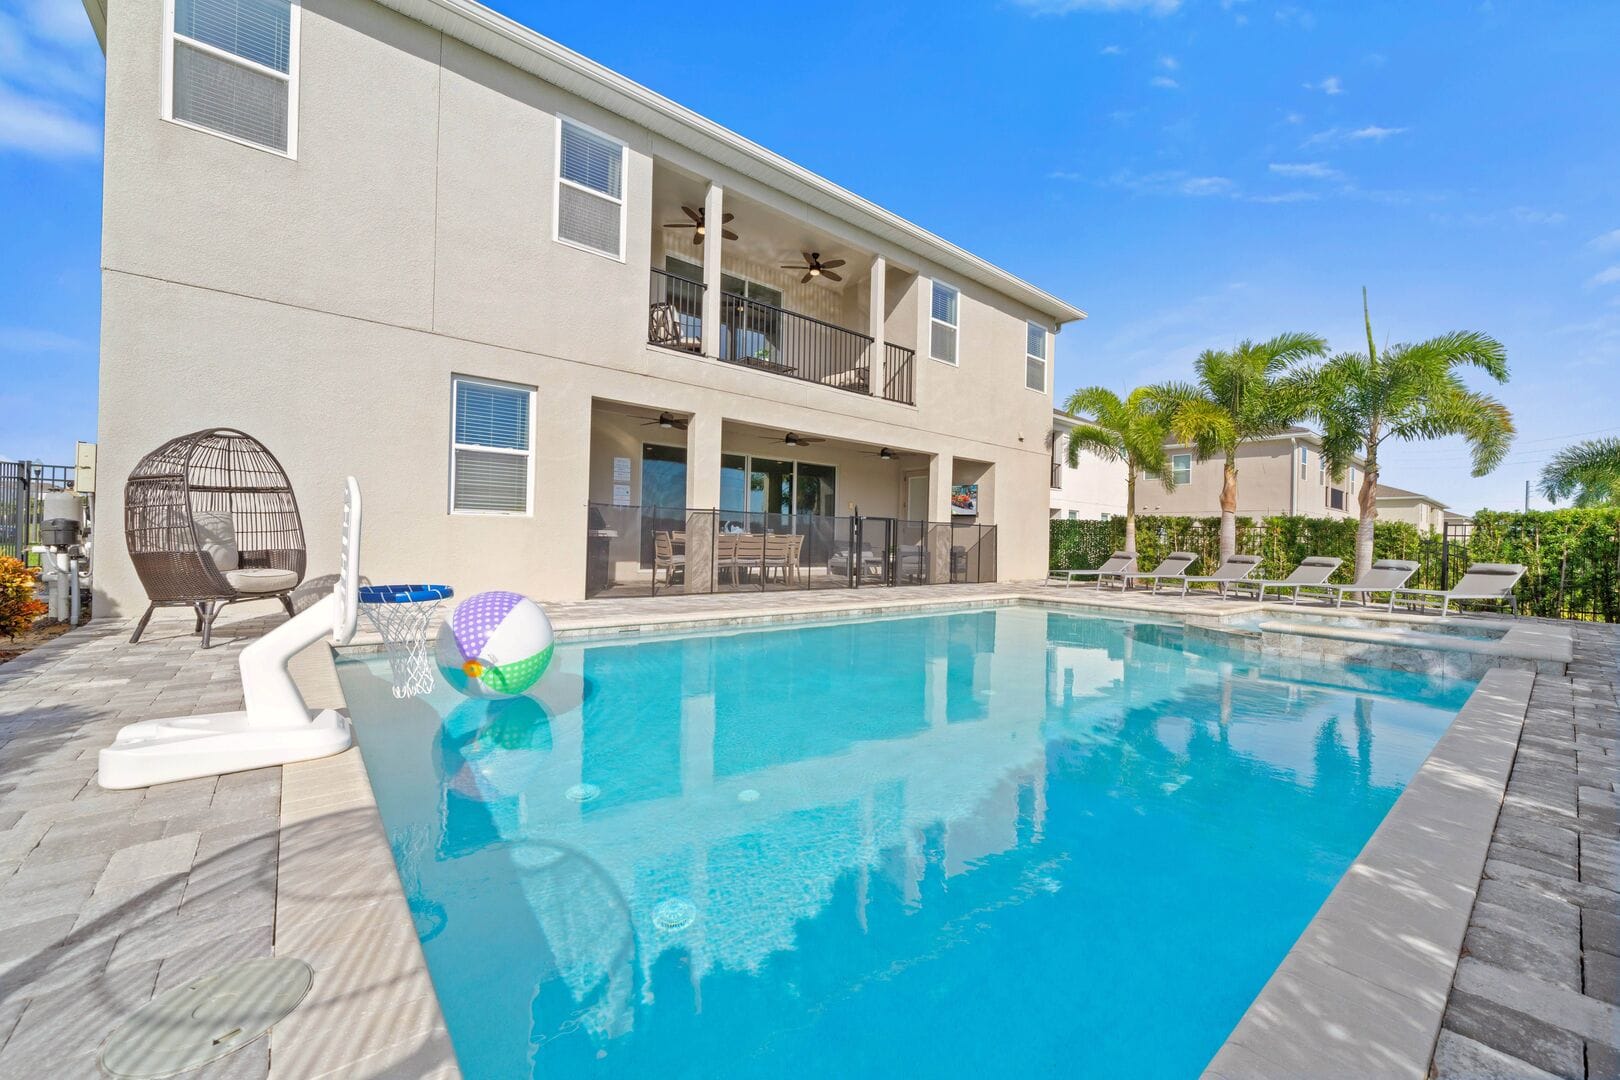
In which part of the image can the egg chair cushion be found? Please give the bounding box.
[225,567,299,594]
[194,511,240,573]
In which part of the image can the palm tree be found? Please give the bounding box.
[1059,386,1175,556]
[1153,332,1329,561]
[1539,438,1620,506]
[1309,289,1513,577]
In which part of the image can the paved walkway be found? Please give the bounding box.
[1433,624,1620,1080]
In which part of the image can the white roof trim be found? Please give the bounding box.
[371,0,1087,324]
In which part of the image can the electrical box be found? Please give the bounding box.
[75,441,97,494]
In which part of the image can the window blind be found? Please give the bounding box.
[454,380,530,449]
[452,451,529,514]
[172,42,289,151]
[175,0,291,72]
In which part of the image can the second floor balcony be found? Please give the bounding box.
[646,169,918,406]
[649,269,915,405]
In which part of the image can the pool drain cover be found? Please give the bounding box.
[98,957,313,1078]
[565,783,601,803]
[652,898,696,933]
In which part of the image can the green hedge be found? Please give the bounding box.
[1051,510,1620,620]
[1049,515,1430,587]
[1458,509,1620,620]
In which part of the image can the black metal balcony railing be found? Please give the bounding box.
[646,269,917,406]
[721,293,872,393]
[882,343,915,406]
[648,268,704,353]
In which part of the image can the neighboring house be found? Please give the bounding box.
[80,0,1085,612]
[1136,428,1365,520]
[1049,410,1127,520]
[1375,484,1452,534]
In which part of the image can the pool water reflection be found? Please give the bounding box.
[338,606,1474,1079]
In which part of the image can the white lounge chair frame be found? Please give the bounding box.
[1177,554,1263,597]
[1392,562,1526,617]
[1242,556,1343,604]
[1054,551,1137,589]
[1304,559,1419,611]
[1120,551,1199,593]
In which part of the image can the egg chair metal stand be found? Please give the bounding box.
[124,428,307,648]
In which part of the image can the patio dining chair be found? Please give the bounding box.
[1392,563,1527,617]
[1176,554,1263,597]
[732,533,766,584]
[714,531,739,585]
[652,531,684,593]
[764,533,803,586]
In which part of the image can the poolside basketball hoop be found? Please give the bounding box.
[359,584,453,698]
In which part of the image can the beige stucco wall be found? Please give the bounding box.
[1376,498,1443,533]
[92,0,1066,614]
[1137,438,1359,520]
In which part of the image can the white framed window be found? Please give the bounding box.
[451,376,534,515]
[1298,445,1308,480]
[163,0,299,155]
[929,281,959,365]
[1025,321,1047,392]
[1319,454,1326,485]
[1349,466,1358,493]
[1171,453,1192,486]
[1068,510,1079,520]
[554,116,626,260]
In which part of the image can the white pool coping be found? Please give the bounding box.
[312,584,1549,1078]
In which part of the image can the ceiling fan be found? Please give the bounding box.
[760,432,825,447]
[780,252,845,284]
[663,206,737,245]
[636,411,689,431]
[861,447,897,460]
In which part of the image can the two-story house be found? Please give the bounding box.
[81,0,1085,612]
[1136,428,1365,520]
[1049,411,1127,520]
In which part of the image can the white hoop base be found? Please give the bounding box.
[98,593,353,790]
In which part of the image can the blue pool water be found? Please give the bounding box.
[336,606,1475,1079]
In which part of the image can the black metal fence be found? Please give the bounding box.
[1441,515,1620,622]
[720,294,872,395]
[587,503,997,598]
[647,268,704,352]
[1,461,77,565]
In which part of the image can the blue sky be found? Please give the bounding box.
[3,0,1618,510]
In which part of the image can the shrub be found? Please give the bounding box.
[0,557,47,638]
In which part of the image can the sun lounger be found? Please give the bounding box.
[1243,556,1343,603]
[1392,562,1526,616]
[1053,551,1137,588]
[1312,559,1419,610]
[1120,551,1199,593]
[1177,554,1263,597]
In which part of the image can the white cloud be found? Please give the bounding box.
[1011,0,1180,13]
[1100,44,1125,55]
[1590,228,1620,251]
[1150,75,1180,89]
[0,85,100,157]
[1304,124,1408,147]
[0,1,102,160]
[1509,206,1565,226]
[1303,75,1343,95]
[1269,162,1342,180]
[1158,54,1179,70]
[1274,6,1317,29]
[1591,266,1620,287]
[1283,111,1304,125]
[1245,191,1320,204]
[0,326,86,352]
[1105,170,1232,197]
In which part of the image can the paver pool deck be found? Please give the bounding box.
[0,583,1614,1078]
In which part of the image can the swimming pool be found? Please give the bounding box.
[336,605,1476,1078]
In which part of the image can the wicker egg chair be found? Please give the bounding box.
[125,428,307,647]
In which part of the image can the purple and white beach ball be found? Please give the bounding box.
[434,591,555,699]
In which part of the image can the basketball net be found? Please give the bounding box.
[361,597,446,699]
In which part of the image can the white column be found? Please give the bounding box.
[700,183,724,359]
[685,411,723,592]
[867,255,886,397]
[927,452,954,582]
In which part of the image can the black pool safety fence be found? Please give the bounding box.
[586,504,997,598]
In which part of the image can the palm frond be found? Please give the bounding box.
[1539,438,1620,506]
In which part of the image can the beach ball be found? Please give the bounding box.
[435,591,555,699]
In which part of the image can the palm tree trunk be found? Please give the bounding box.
[1356,448,1378,579]
[1218,454,1238,561]
[1124,468,1138,556]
